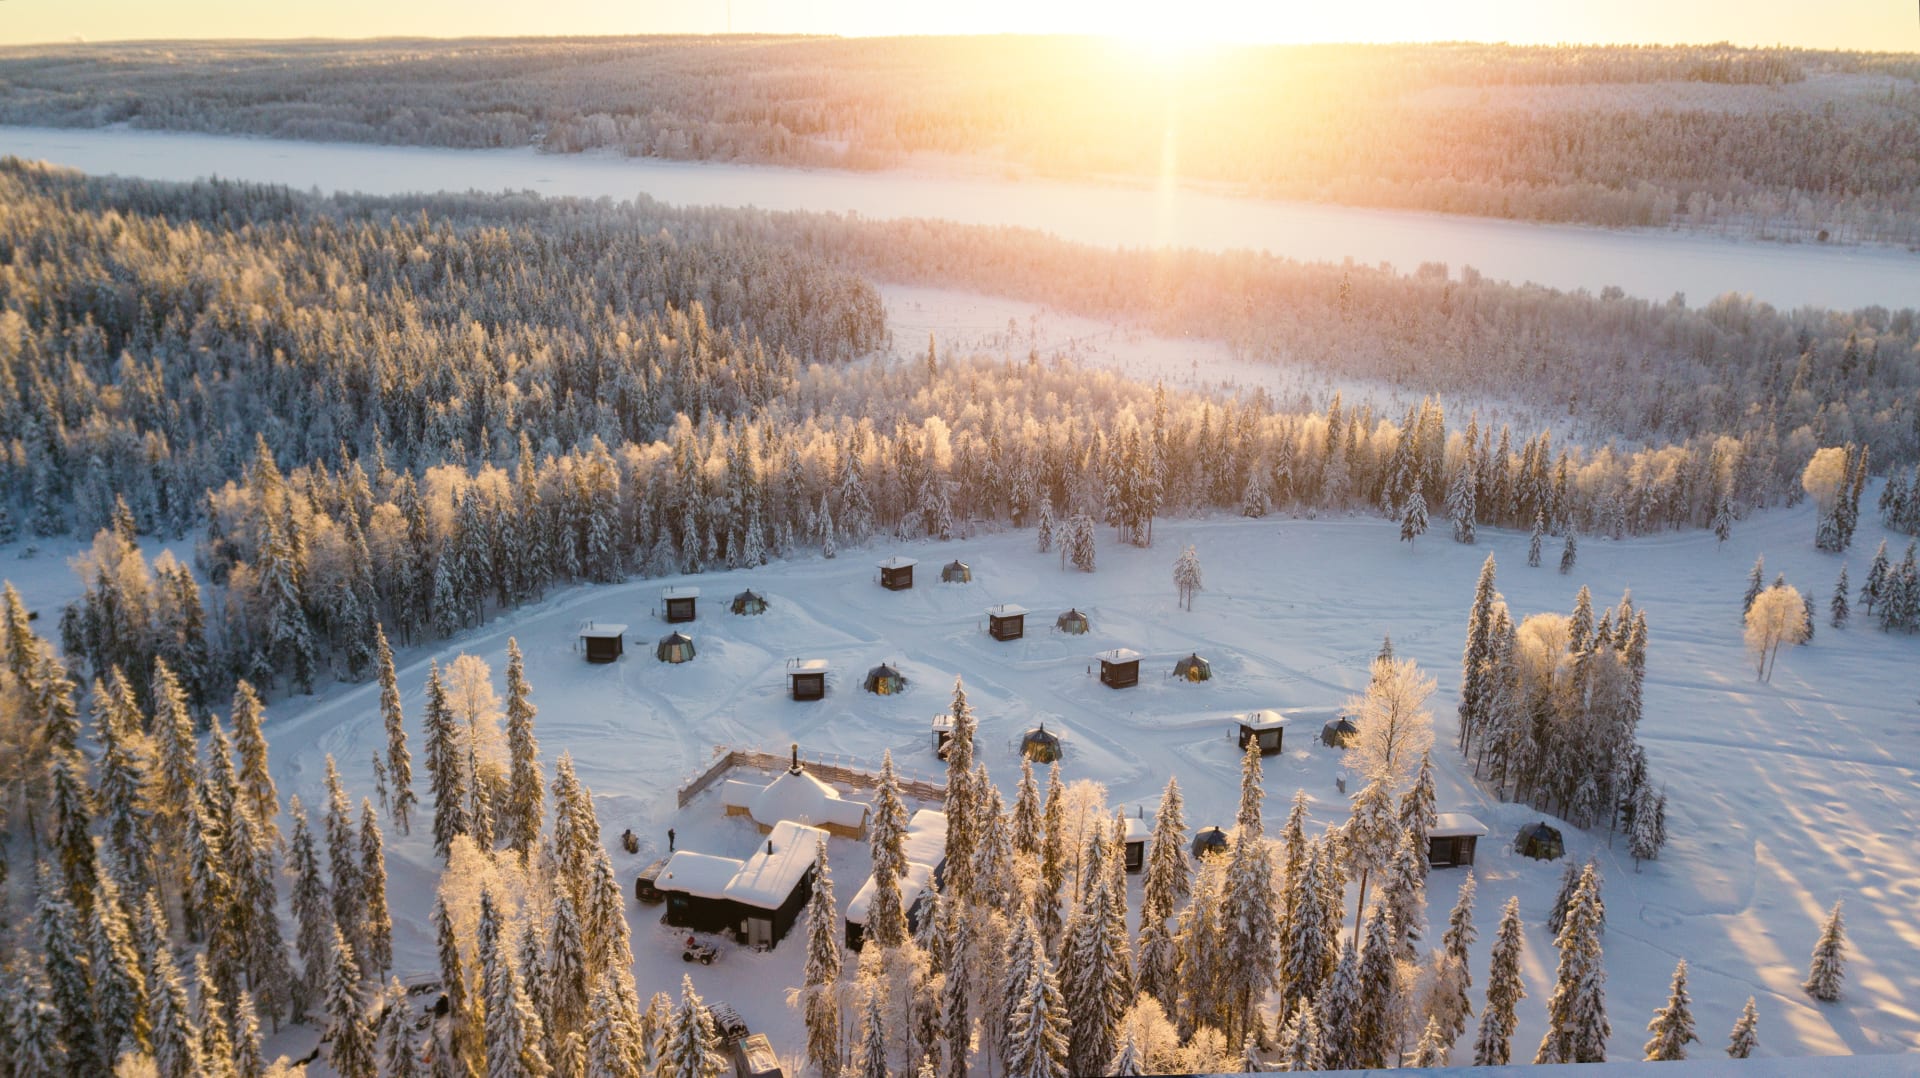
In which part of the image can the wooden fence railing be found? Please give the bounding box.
[677,747,948,808]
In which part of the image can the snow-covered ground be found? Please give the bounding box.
[4,124,1918,310]
[21,484,1895,1071]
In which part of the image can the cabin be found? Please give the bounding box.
[1191,826,1230,860]
[1235,710,1289,755]
[1056,608,1090,635]
[878,557,918,591]
[863,664,908,695]
[987,604,1028,641]
[1122,808,1150,873]
[1428,813,1489,869]
[578,623,628,664]
[656,632,696,664]
[721,749,871,839]
[1173,653,1212,682]
[1321,715,1360,748]
[930,713,968,759]
[735,1034,783,1078]
[658,820,830,950]
[662,586,701,624]
[731,590,769,616]
[941,560,972,584]
[1097,648,1142,689]
[1516,821,1566,861]
[845,810,948,950]
[788,659,828,701]
[1021,724,1063,763]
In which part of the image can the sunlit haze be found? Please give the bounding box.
[0,0,1909,50]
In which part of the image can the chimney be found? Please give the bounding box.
[790,743,800,773]
[768,839,775,856]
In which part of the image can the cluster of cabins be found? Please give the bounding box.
[577,586,770,666]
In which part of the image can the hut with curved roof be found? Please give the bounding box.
[941,560,972,583]
[1191,826,1230,860]
[1516,822,1566,861]
[731,590,769,616]
[656,632,696,664]
[1020,724,1063,763]
[1056,608,1090,635]
[1173,653,1213,682]
[1321,715,1360,748]
[863,664,908,695]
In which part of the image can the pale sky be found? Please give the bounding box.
[0,0,1911,51]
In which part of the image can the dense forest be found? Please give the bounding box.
[2,38,1919,241]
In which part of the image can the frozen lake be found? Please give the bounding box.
[4,123,1918,311]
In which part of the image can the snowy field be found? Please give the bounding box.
[12,481,1912,1071]
[4,123,1919,311]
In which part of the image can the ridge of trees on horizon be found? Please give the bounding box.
[2,38,1918,243]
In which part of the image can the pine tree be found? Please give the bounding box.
[13,966,68,1076]
[1134,777,1187,1012]
[938,900,971,1078]
[1535,864,1609,1064]
[1745,555,1767,614]
[227,797,293,1028]
[1035,500,1054,554]
[141,894,205,1078]
[540,885,591,1059]
[1426,871,1477,1050]
[195,953,238,1078]
[324,921,376,1078]
[1472,897,1526,1066]
[1341,778,1401,944]
[800,838,843,1078]
[1400,491,1429,546]
[434,893,478,1077]
[232,989,267,1078]
[1011,757,1043,860]
[1862,540,1890,614]
[323,756,367,969]
[866,751,911,951]
[1712,492,1734,546]
[1003,934,1069,1078]
[1316,938,1361,1071]
[1447,459,1477,543]
[1832,565,1851,628]
[1547,860,1580,937]
[90,863,153,1059]
[659,974,726,1078]
[504,639,544,859]
[1351,904,1401,1069]
[856,981,888,1078]
[1276,999,1325,1073]
[585,974,644,1078]
[1726,997,1759,1059]
[1279,841,1336,1014]
[37,863,104,1076]
[376,628,416,835]
[1037,764,1066,951]
[479,889,552,1078]
[1643,959,1698,1061]
[1219,740,1279,1039]
[1410,1015,1449,1067]
[359,800,393,977]
[1173,545,1203,611]
[1560,531,1579,574]
[1398,750,1437,879]
[381,978,425,1078]
[1803,900,1847,1001]
[287,798,332,1023]
[423,662,469,859]
[1528,511,1545,567]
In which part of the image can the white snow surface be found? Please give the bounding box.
[1432,812,1492,839]
[14,488,1920,1070]
[4,124,1918,310]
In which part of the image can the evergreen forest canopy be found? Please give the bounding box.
[3,37,1919,241]
[0,159,1913,707]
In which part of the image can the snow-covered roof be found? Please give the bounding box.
[789,658,829,672]
[1123,813,1151,843]
[1431,813,1490,839]
[1098,648,1142,663]
[663,586,701,599]
[579,623,628,638]
[931,712,954,730]
[722,767,872,832]
[724,820,829,908]
[987,604,1028,618]
[846,859,937,925]
[903,810,949,867]
[656,851,746,901]
[878,556,918,569]
[1236,709,1289,730]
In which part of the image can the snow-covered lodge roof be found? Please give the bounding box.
[903,809,948,867]
[846,859,937,926]
[723,820,828,909]
[1123,812,1151,844]
[578,623,628,639]
[721,766,872,835]
[1235,709,1289,730]
[1431,813,1490,839]
[656,851,747,901]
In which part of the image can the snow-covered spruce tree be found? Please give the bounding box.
[1380,825,1427,964]
[1534,863,1609,1065]
[1240,467,1271,518]
[89,862,153,1059]
[1035,500,1054,554]
[1003,932,1070,1078]
[194,953,238,1078]
[228,679,280,847]
[1316,936,1361,1071]
[1173,545,1203,611]
[938,899,970,1078]
[1546,860,1580,937]
[540,884,592,1058]
[140,894,205,1078]
[1220,740,1279,1039]
[1351,904,1402,1069]
[1425,871,1476,1052]
[287,799,332,1022]
[225,796,294,1028]
[1280,838,1337,1013]
[1803,590,1818,643]
[1134,776,1187,1012]
[1011,756,1043,860]
[1727,996,1759,1059]
[1398,750,1437,880]
[479,889,551,1078]
[1803,900,1847,1002]
[660,974,727,1078]
[36,863,103,1076]
[1410,1015,1449,1067]
[1037,763,1067,952]
[585,973,644,1078]
[1448,459,1477,543]
[1862,540,1890,614]
[232,988,267,1078]
[1069,513,1097,572]
[1643,959,1698,1061]
[866,751,911,951]
[324,756,366,968]
[501,639,545,861]
[1831,565,1851,628]
[381,978,425,1078]
[1341,778,1402,943]
[1712,492,1734,546]
[1744,555,1767,614]
[1472,897,1526,1067]
[798,838,843,1078]
[1276,999,1325,1073]
[1400,491,1429,546]
[359,799,393,977]
[325,921,377,1078]
[1560,531,1578,574]
[941,678,979,905]
[1528,511,1545,567]
[1457,554,1500,756]
[13,965,67,1075]
[857,980,889,1078]
[423,661,469,860]
[94,672,159,899]
[1629,783,1667,867]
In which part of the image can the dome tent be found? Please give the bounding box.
[1056,608,1090,635]
[863,664,908,695]
[1321,716,1360,748]
[731,590,769,615]
[656,632,696,664]
[941,560,972,583]
[1020,724,1063,763]
[1191,826,1230,859]
[1516,821,1566,861]
[1173,653,1212,682]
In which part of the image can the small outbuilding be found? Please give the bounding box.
[662,586,701,624]
[930,713,967,759]
[1321,715,1360,748]
[579,623,628,664]
[656,632,696,664]
[941,560,972,584]
[731,590,769,616]
[1020,724,1063,763]
[1516,821,1566,861]
[1098,648,1142,689]
[878,557,918,591]
[788,659,828,701]
[1173,653,1212,682]
[987,604,1027,641]
[1056,608,1090,635]
[864,664,908,695]
[1122,808,1150,873]
[1428,813,1489,869]
[1191,826,1230,860]
[1235,710,1289,755]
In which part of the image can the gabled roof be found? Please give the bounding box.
[1123,813,1151,843]
[903,809,949,867]
[656,851,747,901]
[1431,813,1490,839]
[722,767,872,833]
[724,820,829,908]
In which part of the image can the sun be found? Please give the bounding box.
[1101,12,1226,69]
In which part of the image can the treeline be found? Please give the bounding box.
[3,37,1917,240]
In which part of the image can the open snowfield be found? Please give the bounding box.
[5,123,1919,311]
[12,479,1909,1071]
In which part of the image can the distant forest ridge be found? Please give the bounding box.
[2,37,1919,242]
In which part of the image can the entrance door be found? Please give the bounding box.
[745,915,773,950]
